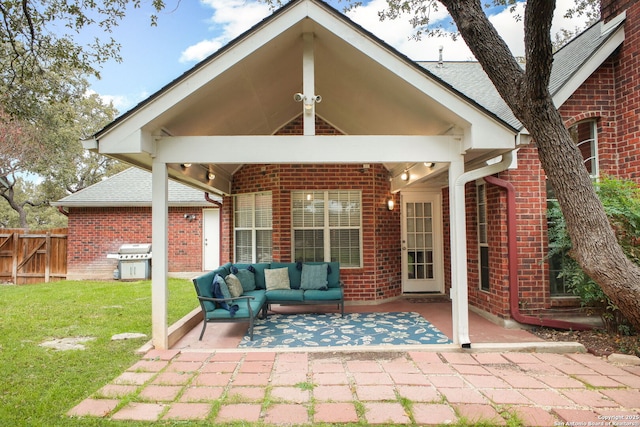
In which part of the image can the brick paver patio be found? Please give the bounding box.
[68,349,640,425]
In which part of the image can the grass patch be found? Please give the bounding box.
[0,278,196,425]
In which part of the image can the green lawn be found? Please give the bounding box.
[0,278,197,426]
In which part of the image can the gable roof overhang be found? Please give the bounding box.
[551,12,626,108]
[87,0,519,196]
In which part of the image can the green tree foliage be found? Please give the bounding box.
[0,1,153,228]
[0,0,165,119]
[548,177,640,334]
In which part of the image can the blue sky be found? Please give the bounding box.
[88,0,589,114]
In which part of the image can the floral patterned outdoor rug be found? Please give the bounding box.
[238,311,451,348]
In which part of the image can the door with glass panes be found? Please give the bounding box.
[401,192,444,293]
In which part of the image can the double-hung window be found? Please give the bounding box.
[477,182,490,291]
[234,192,272,263]
[292,190,361,267]
[548,119,598,295]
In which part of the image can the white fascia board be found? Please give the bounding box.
[98,128,154,154]
[154,135,463,164]
[553,24,625,108]
[96,3,310,147]
[467,121,517,151]
[309,2,517,144]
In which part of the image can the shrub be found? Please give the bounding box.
[547,176,640,334]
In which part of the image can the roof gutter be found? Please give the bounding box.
[483,175,592,331]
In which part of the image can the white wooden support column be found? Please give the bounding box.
[151,160,169,350]
[448,159,472,347]
[303,32,315,136]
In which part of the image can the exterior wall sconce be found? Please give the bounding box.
[184,214,197,221]
[387,198,395,211]
[400,170,409,181]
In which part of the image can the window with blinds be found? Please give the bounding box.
[292,190,361,267]
[477,182,490,291]
[234,192,272,263]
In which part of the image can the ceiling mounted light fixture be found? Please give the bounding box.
[181,163,192,169]
[294,93,322,114]
[424,162,435,168]
[400,170,409,181]
[208,172,215,181]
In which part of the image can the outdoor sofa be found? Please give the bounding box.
[192,261,344,340]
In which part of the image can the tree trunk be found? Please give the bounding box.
[440,0,640,330]
[0,185,28,228]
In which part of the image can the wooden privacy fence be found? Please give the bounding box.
[0,228,67,284]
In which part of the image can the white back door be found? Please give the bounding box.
[203,208,220,270]
[401,192,444,293]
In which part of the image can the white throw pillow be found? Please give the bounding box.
[264,267,291,291]
[225,274,244,298]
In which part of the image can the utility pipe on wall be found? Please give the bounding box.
[482,175,592,331]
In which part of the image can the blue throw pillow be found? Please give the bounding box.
[300,263,328,290]
[212,274,238,316]
[235,269,256,292]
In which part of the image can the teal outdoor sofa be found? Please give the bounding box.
[192,261,344,340]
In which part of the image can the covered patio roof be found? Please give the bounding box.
[85,0,522,350]
[86,0,519,197]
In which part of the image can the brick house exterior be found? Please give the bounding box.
[83,0,640,347]
[455,0,640,323]
[54,168,220,280]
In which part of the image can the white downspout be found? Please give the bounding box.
[449,151,514,348]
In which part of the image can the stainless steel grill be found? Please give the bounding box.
[108,244,152,280]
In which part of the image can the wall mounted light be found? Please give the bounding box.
[184,214,197,221]
[387,198,395,211]
[400,170,409,181]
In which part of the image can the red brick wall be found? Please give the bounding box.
[221,115,402,302]
[559,60,618,178]
[66,206,207,280]
[613,3,640,181]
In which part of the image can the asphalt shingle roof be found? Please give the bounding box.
[53,167,218,207]
[419,17,625,131]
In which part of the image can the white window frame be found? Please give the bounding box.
[476,181,490,291]
[291,190,362,268]
[570,119,599,178]
[233,192,272,263]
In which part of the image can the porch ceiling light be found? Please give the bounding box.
[424,162,435,168]
[181,163,192,169]
[400,170,409,181]
[294,92,322,114]
[208,172,215,181]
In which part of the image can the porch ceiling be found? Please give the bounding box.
[151,20,460,138]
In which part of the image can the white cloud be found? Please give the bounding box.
[180,0,271,63]
[181,0,591,64]
[86,89,149,114]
